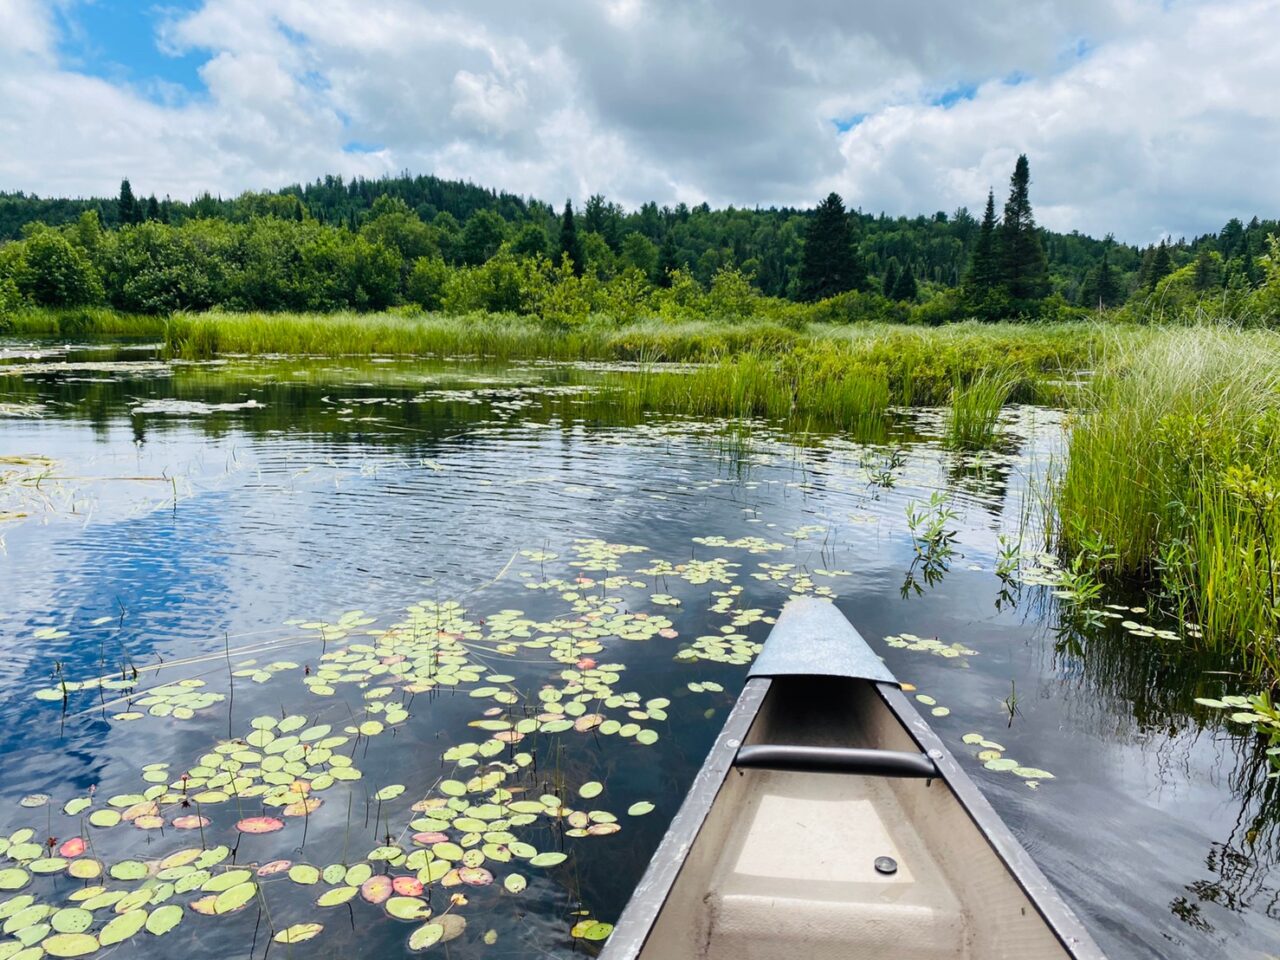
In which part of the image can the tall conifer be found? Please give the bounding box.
[798,192,866,301]
[559,200,584,277]
[998,155,1049,310]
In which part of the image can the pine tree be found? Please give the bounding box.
[798,192,866,302]
[1081,242,1121,308]
[891,263,918,302]
[656,231,679,287]
[145,195,159,222]
[559,200,584,277]
[962,190,1003,318]
[117,178,137,226]
[1148,241,1173,291]
[882,259,900,300]
[1192,248,1218,292]
[998,155,1049,311]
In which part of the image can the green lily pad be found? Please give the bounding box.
[407,922,443,951]
[316,887,358,908]
[578,782,603,799]
[503,874,526,894]
[375,785,406,802]
[108,861,148,882]
[41,933,99,958]
[100,908,148,946]
[274,923,323,944]
[288,864,320,885]
[529,852,567,868]
[0,870,30,892]
[49,909,92,935]
[385,896,430,921]
[213,882,257,915]
[145,904,183,936]
[627,801,655,816]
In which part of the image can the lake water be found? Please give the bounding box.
[1,339,1277,959]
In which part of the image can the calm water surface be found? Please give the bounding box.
[1,339,1277,959]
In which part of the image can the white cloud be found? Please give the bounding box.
[0,0,1276,241]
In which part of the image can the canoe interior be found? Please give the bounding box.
[636,676,1076,960]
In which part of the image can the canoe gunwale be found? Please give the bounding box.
[601,677,772,960]
[876,681,1107,960]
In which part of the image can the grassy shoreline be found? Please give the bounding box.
[9,306,1280,685]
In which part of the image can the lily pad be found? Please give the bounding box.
[385,896,431,921]
[274,923,323,944]
[213,882,257,915]
[627,801,655,816]
[42,934,99,958]
[316,887,358,908]
[49,909,92,934]
[100,908,148,946]
[146,904,183,936]
[529,852,567,868]
[578,782,603,799]
[503,873,527,894]
[407,922,443,951]
[235,817,284,835]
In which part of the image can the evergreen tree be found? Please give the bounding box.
[962,190,1004,318]
[117,179,137,226]
[145,195,159,222]
[656,231,679,287]
[798,192,866,302]
[890,263,918,302]
[1081,241,1121,308]
[1192,248,1218,292]
[559,200,584,277]
[882,259,900,300]
[1148,240,1173,291]
[997,155,1049,311]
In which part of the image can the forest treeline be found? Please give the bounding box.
[1,157,1277,326]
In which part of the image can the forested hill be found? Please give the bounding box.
[1,171,1275,307]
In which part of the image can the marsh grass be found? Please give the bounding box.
[1058,326,1280,673]
[945,369,1018,449]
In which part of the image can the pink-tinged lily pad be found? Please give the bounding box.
[658,628,678,638]
[58,838,86,858]
[412,832,450,846]
[236,817,284,835]
[458,867,493,887]
[392,876,424,897]
[360,875,393,904]
[256,860,292,877]
[172,816,210,830]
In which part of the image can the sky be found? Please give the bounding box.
[1,0,1277,244]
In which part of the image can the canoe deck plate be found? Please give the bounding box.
[747,598,897,686]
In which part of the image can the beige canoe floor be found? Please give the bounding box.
[638,682,1073,960]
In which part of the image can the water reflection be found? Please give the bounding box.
[1,340,1278,958]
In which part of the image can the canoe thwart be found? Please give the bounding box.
[747,597,897,686]
[734,743,940,779]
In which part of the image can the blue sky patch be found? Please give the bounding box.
[931,82,978,108]
[832,113,868,133]
[55,0,206,98]
[343,141,385,155]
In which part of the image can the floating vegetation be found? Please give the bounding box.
[884,633,978,659]
[959,732,1056,787]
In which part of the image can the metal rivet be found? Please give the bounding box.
[726,738,741,749]
[927,749,943,760]
[874,856,898,876]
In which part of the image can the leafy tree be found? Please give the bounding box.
[361,196,438,261]
[460,210,507,265]
[798,192,866,302]
[620,232,659,281]
[998,155,1049,311]
[509,223,549,260]
[406,257,450,310]
[559,200,584,277]
[890,263,918,302]
[14,229,104,306]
